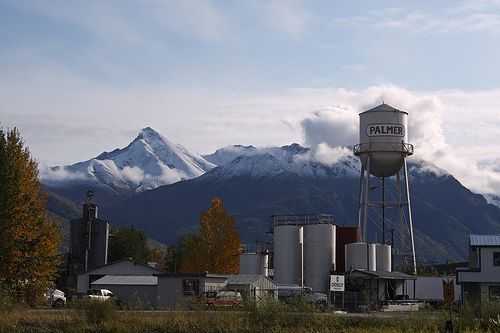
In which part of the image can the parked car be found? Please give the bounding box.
[202,290,243,308]
[277,285,327,308]
[45,289,66,308]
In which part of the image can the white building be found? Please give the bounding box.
[456,234,500,303]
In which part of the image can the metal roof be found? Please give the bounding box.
[470,234,500,247]
[78,258,164,275]
[226,274,276,286]
[91,275,158,286]
[359,103,407,115]
[351,270,416,280]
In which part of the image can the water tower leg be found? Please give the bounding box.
[403,159,417,276]
[357,164,366,231]
[362,156,371,242]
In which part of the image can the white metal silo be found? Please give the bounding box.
[376,244,392,272]
[240,252,269,276]
[353,103,416,275]
[345,242,368,271]
[368,243,377,271]
[304,224,336,293]
[273,225,301,285]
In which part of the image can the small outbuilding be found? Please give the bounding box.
[224,274,278,302]
[156,273,229,309]
[343,269,417,312]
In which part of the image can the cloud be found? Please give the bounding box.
[259,0,311,37]
[157,167,188,185]
[335,4,500,35]
[308,144,352,166]
[120,165,188,189]
[300,106,358,148]
[40,167,87,182]
[120,166,145,185]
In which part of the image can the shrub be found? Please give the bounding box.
[75,299,117,326]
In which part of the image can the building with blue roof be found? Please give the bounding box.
[456,234,500,303]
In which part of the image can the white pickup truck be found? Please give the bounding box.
[85,289,123,308]
[87,288,115,301]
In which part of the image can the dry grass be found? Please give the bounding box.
[0,299,498,333]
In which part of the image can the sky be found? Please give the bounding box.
[0,0,500,197]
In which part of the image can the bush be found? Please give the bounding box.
[74,299,117,326]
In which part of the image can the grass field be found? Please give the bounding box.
[1,299,499,332]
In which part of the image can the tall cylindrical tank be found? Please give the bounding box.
[304,224,336,293]
[274,225,301,285]
[240,253,269,276]
[355,104,412,177]
[376,244,392,272]
[336,226,361,273]
[345,242,368,271]
[368,243,377,271]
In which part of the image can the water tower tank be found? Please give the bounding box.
[354,104,413,177]
[274,225,301,285]
[304,224,336,292]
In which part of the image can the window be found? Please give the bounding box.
[493,252,500,266]
[182,279,199,295]
[489,286,500,301]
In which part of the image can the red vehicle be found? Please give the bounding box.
[202,290,243,308]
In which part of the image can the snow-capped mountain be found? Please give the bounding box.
[202,143,361,179]
[41,127,215,202]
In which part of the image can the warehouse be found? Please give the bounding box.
[76,258,163,293]
[90,275,158,309]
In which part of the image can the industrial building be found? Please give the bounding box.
[76,258,163,294]
[67,189,110,288]
[91,275,158,308]
[456,234,500,303]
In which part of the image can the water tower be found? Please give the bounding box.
[353,103,416,275]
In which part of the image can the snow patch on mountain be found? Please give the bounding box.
[202,143,361,179]
[484,194,500,209]
[41,127,215,192]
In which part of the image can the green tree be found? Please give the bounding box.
[108,226,150,263]
[180,198,241,274]
[0,127,61,304]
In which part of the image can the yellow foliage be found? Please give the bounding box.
[180,198,240,274]
[0,127,61,303]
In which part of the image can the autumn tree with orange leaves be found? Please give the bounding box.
[180,198,240,274]
[0,127,61,304]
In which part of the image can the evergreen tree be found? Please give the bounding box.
[108,226,150,263]
[180,198,241,274]
[0,127,61,304]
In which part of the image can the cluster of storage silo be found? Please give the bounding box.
[345,242,392,272]
[273,223,336,293]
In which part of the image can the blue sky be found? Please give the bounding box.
[1,0,500,196]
